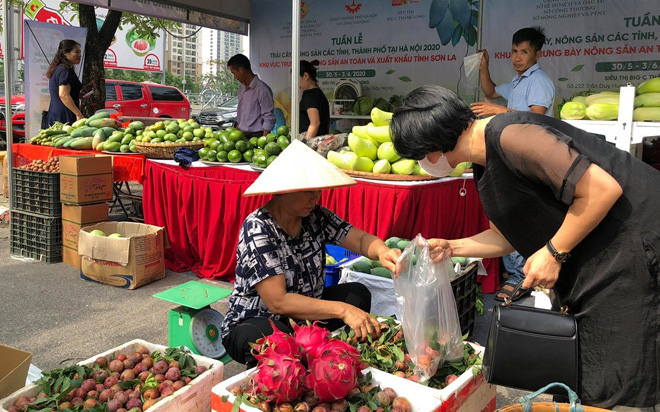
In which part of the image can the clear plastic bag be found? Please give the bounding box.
[301,133,347,157]
[463,52,483,93]
[393,234,464,382]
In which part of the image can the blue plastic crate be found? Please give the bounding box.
[325,245,360,287]
[326,244,360,263]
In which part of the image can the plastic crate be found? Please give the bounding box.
[12,168,61,216]
[325,244,360,286]
[451,262,479,338]
[10,210,62,263]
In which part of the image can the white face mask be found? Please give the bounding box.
[418,153,454,177]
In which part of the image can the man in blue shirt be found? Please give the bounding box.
[471,27,555,301]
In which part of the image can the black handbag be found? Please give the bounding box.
[482,284,579,395]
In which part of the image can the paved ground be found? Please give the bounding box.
[0,194,548,409]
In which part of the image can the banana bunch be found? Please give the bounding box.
[30,122,68,146]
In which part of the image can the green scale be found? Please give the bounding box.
[153,281,232,362]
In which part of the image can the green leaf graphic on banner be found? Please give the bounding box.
[463,25,477,46]
[571,65,584,72]
[558,77,569,82]
[436,10,454,45]
[399,76,412,82]
[449,0,471,29]
[429,0,449,28]
[452,24,463,46]
[386,70,395,74]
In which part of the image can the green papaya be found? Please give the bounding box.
[120,144,130,153]
[96,141,105,151]
[633,107,660,121]
[368,259,382,269]
[107,134,123,143]
[560,101,587,120]
[104,141,121,152]
[71,118,87,128]
[54,137,73,148]
[70,137,93,150]
[128,121,145,130]
[370,267,392,278]
[586,103,619,120]
[385,237,401,249]
[396,240,411,250]
[86,112,110,125]
[637,77,660,94]
[88,118,121,129]
[634,93,660,108]
[101,127,117,137]
[351,259,372,274]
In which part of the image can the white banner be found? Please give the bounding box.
[251,0,660,117]
[482,0,660,104]
[24,20,87,140]
[23,0,165,72]
[251,0,479,110]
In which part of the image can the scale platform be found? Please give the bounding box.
[153,281,233,363]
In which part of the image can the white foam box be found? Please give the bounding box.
[0,339,224,412]
[211,366,444,412]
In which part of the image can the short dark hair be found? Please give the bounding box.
[390,85,476,160]
[512,27,546,52]
[300,60,319,83]
[227,54,251,71]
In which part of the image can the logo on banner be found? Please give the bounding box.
[104,49,118,67]
[144,54,161,71]
[392,0,419,5]
[300,1,308,19]
[345,0,362,13]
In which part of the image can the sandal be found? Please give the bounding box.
[494,280,531,302]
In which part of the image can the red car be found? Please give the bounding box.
[0,80,190,144]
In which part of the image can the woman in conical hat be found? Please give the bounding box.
[221,140,401,367]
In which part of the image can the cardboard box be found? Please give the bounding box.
[59,156,113,205]
[61,203,109,262]
[0,345,32,400]
[0,339,223,412]
[62,247,81,269]
[78,222,165,289]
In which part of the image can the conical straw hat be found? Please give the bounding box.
[243,139,357,196]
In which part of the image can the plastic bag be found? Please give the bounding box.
[393,234,464,382]
[463,52,483,92]
[302,133,347,157]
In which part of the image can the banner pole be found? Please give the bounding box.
[4,0,14,212]
[291,0,300,138]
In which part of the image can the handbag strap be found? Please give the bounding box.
[503,281,570,314]
[517,382,584,412]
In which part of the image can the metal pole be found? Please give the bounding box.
[291,0,300,138]
[161,30,166,84]
[3,0,14,211]
[475,0,484,103]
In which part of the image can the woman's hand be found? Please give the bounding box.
[378,247,401,273]
[522,247,561,289]
[427,238,452,263]
[76,113,85,121]
[342,305,380,340]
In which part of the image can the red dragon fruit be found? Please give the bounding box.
[252,352,307,404]
[252,319,301,361]
[290,320,331,363]
[304,340,363,402]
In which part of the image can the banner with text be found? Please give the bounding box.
[23,0,165,72]
[24,20,87,140]
[482,0,659,104]
[251,0,659,119]
[250,0,480,123]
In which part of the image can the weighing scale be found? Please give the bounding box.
[153,281,232,362]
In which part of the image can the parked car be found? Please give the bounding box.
[0,80,191,139]
[105,80,191,119]
[196,96,238,130]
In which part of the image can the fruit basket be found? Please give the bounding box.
[0,339,224,412]
[133,141,204,159]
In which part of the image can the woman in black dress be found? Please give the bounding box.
[299,59,330,138]
[390,85,659,409]
[46,39,84,126]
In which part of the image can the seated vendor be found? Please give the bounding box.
[221,140,400,367]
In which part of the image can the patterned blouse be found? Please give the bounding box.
[221,205,352,338]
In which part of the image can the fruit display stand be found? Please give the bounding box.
[142,160,501,293]
[210,345,495,412]
[563,85,660,153]
[0,339,224,412]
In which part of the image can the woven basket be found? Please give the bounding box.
[133,141,204,159]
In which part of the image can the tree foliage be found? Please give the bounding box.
[200,60,240,95]
[58,2,179,116]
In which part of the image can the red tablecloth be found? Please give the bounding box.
[142,161,500,293]
[12,143,146,183]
